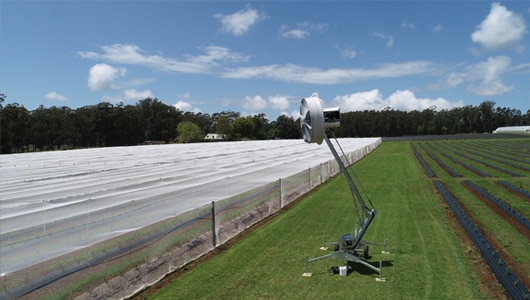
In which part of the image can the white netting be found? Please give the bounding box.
[0,138,381,298]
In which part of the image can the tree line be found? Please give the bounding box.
[0,97,300,154]
[0,94,528,154]
[335,101,529,138]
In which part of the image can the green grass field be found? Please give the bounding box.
[142,140,506,299]
[414,139,529,277]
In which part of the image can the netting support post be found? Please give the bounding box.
[279,178,283,208]
[309,167,311,189]
[211,201,216,247]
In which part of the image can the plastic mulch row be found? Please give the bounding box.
[434,180,529,299]
[411,143,435,178]
[496,180,530,201]
[463,180,530,230]
[437,150,490,177]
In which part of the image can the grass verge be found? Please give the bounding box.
[140,141,491,299]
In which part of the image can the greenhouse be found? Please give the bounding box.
[493,126,530,134]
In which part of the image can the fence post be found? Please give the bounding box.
[279,178,283,208]
[211,201,216,247]
[309,167,312,189]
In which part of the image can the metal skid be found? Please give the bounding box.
[305,233,388,277]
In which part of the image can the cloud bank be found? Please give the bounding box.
[332,89,463,112]
[79,44,250,74]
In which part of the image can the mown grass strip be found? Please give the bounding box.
[145,141,488,299]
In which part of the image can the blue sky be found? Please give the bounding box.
[2,1,529,121]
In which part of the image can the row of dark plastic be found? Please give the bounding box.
[463,180,530,230]
[434,181,529,299]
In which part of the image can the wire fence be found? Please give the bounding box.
[0,139,381,299]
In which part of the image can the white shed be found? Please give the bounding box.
[204,133,226,140]
[493,126,530,134]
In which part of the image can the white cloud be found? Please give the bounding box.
[243,95,267,110]
[80,44,437,88]
[102,89,154,103]
[437,56,514,96]
[123,89,154,101]
[333,89,463,112]
[468,81,513,97]
[241,94,292,112]
[466,56,514,96]
[88,63,126,91]
[471,3,527,52]
[386,90,462,111]
[79,44,249,74]
[511,62,530,73]
[279,26,309,39]
[173,93,201,113]
[268,95,290,111]
[373,32,394,48]
[222,61,436,84]
[444,72,466,87]
[333,89,385,111]
[45,92,68,101]
[188,46,250,66]
[214,6,267,36]
[279,22,328,39]
[434,24,443,32]
[174,100,193,111]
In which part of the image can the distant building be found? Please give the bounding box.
[204,133,226,140]
[493,126,530,134]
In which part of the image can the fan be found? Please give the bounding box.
[300,93,325,144]
[300,93,388,281]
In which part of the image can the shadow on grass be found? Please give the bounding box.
[346,260,394,276]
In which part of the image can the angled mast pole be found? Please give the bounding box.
[323,133,368,226]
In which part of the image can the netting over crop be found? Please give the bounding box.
[0,138,380,298]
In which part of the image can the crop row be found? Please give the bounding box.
[434,181,529,299]
[438,139,530,177]
[411,144,435,178]
[497,180,530,201]
[454,152,523,177]
[428,143,490,177]
[461,139,530,160]
[453,140,530,172]
[463,180,530,233]
[427,140,530,179]
[417,143,461,177]
[411,138,529,298]
[455,139,528,158]
[418,140,529,217]
[467,150,530,172]
[474,148,530,168]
